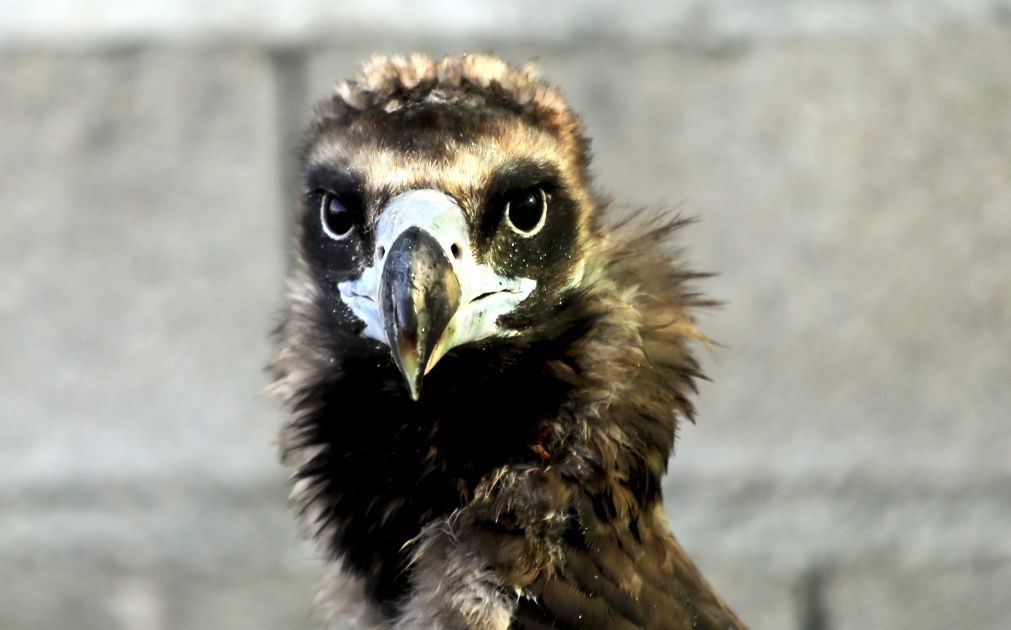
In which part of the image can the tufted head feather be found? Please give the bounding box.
[326,53,582,146]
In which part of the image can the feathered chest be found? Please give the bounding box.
[283,335,583,607]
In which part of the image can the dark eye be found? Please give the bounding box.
[320,192,356,240]
[504,186,547,236]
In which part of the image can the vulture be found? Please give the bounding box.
[270,53,745,629]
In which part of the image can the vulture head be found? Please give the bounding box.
[271,53,743,628]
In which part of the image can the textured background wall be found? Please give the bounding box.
[2,2,1009,628]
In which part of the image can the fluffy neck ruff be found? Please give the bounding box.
[271,216,708,613]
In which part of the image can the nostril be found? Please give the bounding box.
[377,245,386,260]
[450,243,462,259]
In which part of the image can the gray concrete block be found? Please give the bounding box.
[3,1,1010,48]
[0,481,314,573]
[825,562,1011,630]
[0,562,321,630]
[664,476,1011,577]
[688,562,798,629]
[164,569,323,630]
[0,48,287,487]
[0,47,310,624]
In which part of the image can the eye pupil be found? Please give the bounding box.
[321,192,356,239]
[505,186,546,235]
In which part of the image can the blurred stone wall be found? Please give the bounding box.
[2,2,1009,628]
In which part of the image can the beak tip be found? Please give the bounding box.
[406,372,423,401]
[395,351,424,401]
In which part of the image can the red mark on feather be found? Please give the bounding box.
[530,426,552,461]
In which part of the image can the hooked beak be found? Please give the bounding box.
[380,227,461,400]
[338,189,537,401]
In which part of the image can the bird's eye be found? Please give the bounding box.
[320,192,356,240]
[504,186,547,236]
